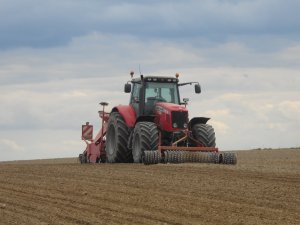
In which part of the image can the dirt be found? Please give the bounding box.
[0,149,299,225]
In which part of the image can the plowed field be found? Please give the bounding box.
[0,149,299,225]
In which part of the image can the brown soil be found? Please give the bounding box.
[0,149,299,225]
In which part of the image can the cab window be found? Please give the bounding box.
[130,83,141,104]
[145,82,179,104]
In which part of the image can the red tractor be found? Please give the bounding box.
[79,72,237,165]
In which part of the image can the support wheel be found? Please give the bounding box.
[106,112,131,163]
[79,152,88,163]
[192,123,216,147]
[132,122,159,163]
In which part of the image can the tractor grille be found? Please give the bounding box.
[171,111,188,129]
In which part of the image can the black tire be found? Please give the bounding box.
[79,154,84,163]
[192,123,216,147]
[106,112,131,163]
[99,154,106,163]
[79,152,88,163]
[132,122,159,163]
[99,141,106,163]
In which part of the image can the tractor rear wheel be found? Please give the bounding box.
[106,112,132,163]
[192,123,216,147]
[132,122,159,163]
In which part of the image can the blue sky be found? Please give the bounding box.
[1,0,300,160]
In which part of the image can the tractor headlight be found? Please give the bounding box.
[183,123,188,128]
[173,123,178,128]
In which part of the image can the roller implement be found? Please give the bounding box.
[79,72,237,165]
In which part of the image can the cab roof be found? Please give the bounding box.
[131,76,179,83]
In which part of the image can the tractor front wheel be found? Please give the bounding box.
[106,112,132,163]
[192,123,216,147]
[132,122,159,163]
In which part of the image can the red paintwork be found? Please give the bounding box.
[82,106,110,163]
[82,99,217,163]
[94,111,109,144]
[154,102,188,132]
[84,142,100,163]
[113,105,136,128]
[82,104,136,163]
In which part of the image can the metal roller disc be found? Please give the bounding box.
[222,152,233,164]
[153,150,161,164]
[222,152,228,164]
[164,151,169,164]
[173,151,178,163]
[150,151,155,164]
[193,152,197,163]
[228,152,237,165]
[213,153,220,164]
[231,153,237,165]
[157,151,162,163]
[153,151,157,164]
[183,151,189,163]
[143,150,152,165]
[172,151,177,163]
[179,151,184,163]
[169,151,174,163]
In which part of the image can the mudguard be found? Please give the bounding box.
[112,105,136,128]
[188,117,210,130]
[135,115,155,124]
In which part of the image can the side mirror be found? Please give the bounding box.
[124,83,131,93]
[183,98,189,105]
[195,84,201,94]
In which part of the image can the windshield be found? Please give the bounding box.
[145,82,179,104]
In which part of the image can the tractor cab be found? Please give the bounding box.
[126,76,180,116]
[125,74,201,117]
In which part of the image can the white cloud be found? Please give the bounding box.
[0,139,24,152]
[278,101,300,122]
[209,120,230,135]
[277,44,300,64]
[0,129,85,161]
[0,0,300,49]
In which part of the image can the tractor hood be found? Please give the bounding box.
[155,102,189,131]
[155,102,188,113]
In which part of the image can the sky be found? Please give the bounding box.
[0,0,300,161]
